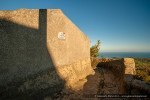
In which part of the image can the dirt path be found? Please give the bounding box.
[44,69,102,100]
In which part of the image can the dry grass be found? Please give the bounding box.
[134,58,150,84]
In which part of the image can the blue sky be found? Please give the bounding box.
[0,0,150,52]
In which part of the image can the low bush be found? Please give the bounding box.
[135,58,150,83]
[90,40,100,57]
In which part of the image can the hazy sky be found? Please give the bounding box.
[0,0,150,52]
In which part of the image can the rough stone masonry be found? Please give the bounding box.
[0,9,94,98]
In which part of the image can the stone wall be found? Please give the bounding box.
[124,58,136,75]
[96,58,150,94]
[0,10,58,93]
[97,59,125,94]
[0,9,94,98]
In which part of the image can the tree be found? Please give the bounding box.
[90,40,100,57]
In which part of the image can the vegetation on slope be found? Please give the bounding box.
[134,58,150,84]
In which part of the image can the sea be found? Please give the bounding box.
[99,52,150,58]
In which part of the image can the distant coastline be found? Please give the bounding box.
[99,52,150,58]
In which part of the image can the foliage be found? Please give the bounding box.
[134,58,150,83]
[90,40,100,57]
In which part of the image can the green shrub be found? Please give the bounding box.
[90,40,100,57]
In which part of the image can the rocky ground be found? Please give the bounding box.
[46,58,150,100]
[44,69,101,100]
[1,58,150,100]
[45,58,125,100]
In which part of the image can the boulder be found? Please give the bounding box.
[124,58,136,75]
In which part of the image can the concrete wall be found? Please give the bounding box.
[0,9,54,86]
[46,10,94,89]
[0,9,94,98]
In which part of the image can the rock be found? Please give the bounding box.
[124,58,136,75]
[91,57,100,69]
[97,59,125,94]
[125,79,150,94]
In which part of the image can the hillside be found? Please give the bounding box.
[134,58,150,84]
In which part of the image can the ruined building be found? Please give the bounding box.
[0,9,94,98]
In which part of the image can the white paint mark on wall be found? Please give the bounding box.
[58,32,65,40]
